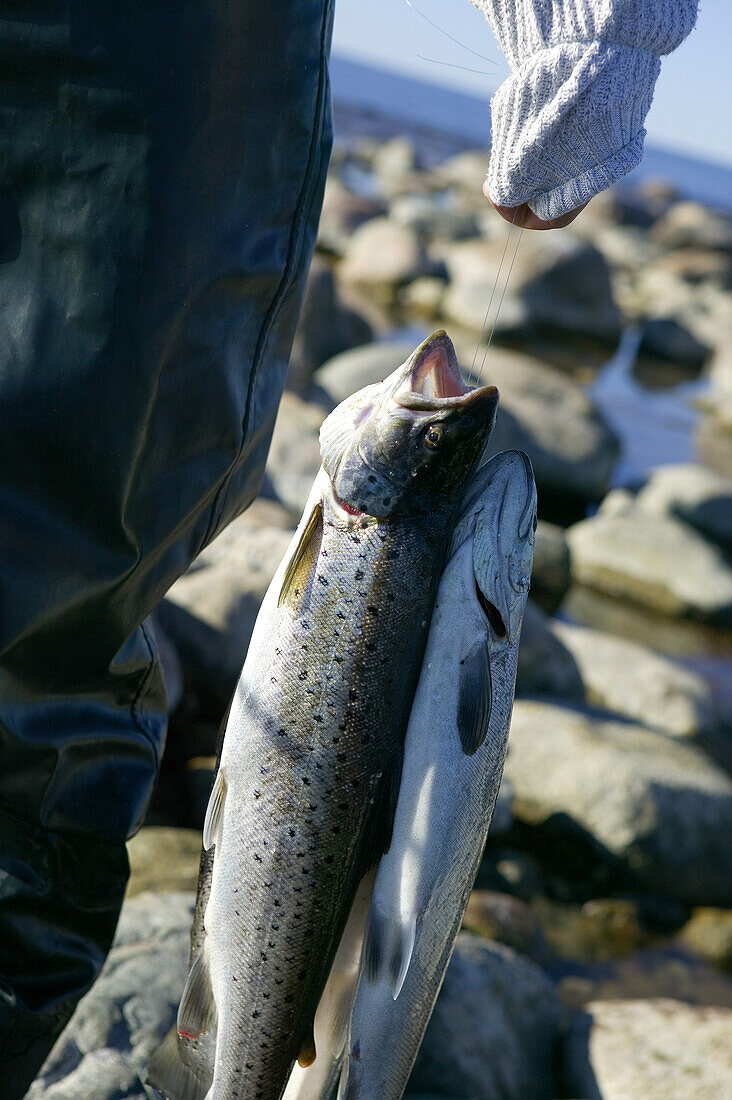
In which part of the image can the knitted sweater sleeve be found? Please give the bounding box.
[470,0,699,220]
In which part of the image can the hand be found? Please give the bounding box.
[484,180,588,229]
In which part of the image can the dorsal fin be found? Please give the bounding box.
[202,768,226,851]
[279,499,323,608]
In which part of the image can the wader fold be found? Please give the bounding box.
[0,1,334,1093]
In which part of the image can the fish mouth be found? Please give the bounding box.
[394,330,498,411]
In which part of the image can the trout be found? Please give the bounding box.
[340,449,536,1100]
[148,331,498,1100]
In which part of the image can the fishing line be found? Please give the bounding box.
[403,0,499,68]
[416,55,495,76]
[480,225,523,374]
[471,208,518,379]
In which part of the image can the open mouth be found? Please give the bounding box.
[395,330,497,410]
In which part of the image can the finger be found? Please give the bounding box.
[483,182,588,230]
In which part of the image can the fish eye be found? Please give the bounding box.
[424,424,443,449]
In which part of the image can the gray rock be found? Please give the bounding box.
[430,150,490,194]
[389,192,479,241]
[506,700,732,905]
[264,390,328,513]
[288,254,372,392]
[314,340,420,405]
[564,998,732,1100]
[516,601,584,699]
[159,510,294,708]
[650,201,732,252]
[480,346,619,505]
[635,462,732,551]
[638,315,710,370]
[29,891,193,1100]
[567,492,732,627]
[441,232,622,347]
[372,137,421,197]
[549,619,720,741]
[400,275,447,318]
[317,176,386,256]
[408,934,560,1100]
[531,520,571,613]
[339,216,431,294]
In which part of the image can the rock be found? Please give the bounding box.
[431,150,490,195]
[408,934,560,1100]
[564,998,732,1100]
[287,254,372,391]
[567,494,732,628]
[635,462,732,552]
[647,247,732,290]
[505,700,732,906]
[441,232,622,347]
[476,851,544,902]
[28,891,193,1100]
[316,176,386,256]
[314,339,419,405]
[126,827,202,898]
[637,315,710,370]
[265,390,328,513]
[516,601,584,699]
[339,216,430,296]
[529,896,647,963]
[462,890,549,964]
[650,200,732,252]
[555,945,732,1014]
[530,520,571,613]
[400,275,447,317]
[549,619,720,741]
[389,192,479,241]
[372,136,421,197]
[159,511,294,710]
[678,907,732,973]
[479,346,620,507]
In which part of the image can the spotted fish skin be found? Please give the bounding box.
[164,331,499,1100]
[340,449,536,1100]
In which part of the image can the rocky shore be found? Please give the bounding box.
[31,135,732,1099]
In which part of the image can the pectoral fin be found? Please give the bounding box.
[146,1026,211,1100]
[362,904,416,1000]
[202,768,226,851]
[279,499,323,608]
[457,641,492,756]
[177,941,217,1041]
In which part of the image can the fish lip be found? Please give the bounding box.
[394,329,499,411]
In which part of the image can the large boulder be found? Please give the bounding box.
[264,390,329,514]
[549,619,720,741]
[635,462,732,552]
[482,347,620,506]
[339,216,431,296]
[159,506,294,710]
[530,520,571,613]
[408,934,560,1100]
[316,176,386,257]
[440,232,622,347]
[516,601,584,700]
[564,998,732,1100]
[288,254,372,392]
[567,490,732,627]
[28,891,193,1100]
[314,340,418,406]
[649,201,732,252]
[505,700,732,906]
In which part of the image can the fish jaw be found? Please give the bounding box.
[319,330,499,520]
[473,449,537,645]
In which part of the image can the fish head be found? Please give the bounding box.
[472,449,536,645]
[319,330,499,519]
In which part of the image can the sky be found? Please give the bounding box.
[332,0,732,169]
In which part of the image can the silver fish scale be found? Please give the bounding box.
[206,501,445,1100]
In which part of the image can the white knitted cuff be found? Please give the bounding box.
[487,40,661,220]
